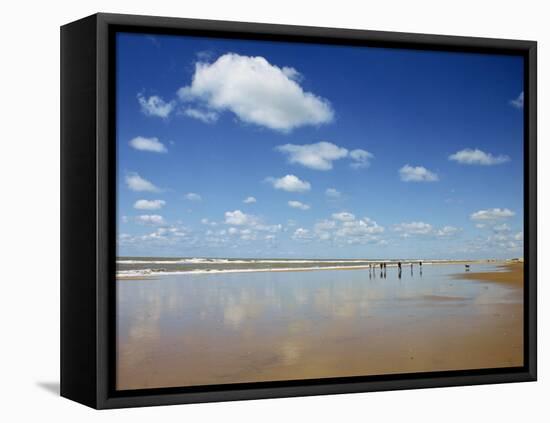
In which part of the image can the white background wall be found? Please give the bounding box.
[1,0,546,420]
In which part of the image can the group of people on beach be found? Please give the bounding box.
[368,261,423,279]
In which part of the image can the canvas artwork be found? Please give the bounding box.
[115,32,524,391]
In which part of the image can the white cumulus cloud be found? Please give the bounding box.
[449,148,509,165]
[332,212,355,222]
[129,136,167,153]
[288,200,310,210]
[134,199,166,210]
[178,53,334,132]
[275,142,374,171]
[224,210,255,226]
[182,108,219,123]
[276,142,348,170]
[470,208,515,221]
[266,175,311,192]
[243,196,257,204]
[125,172,160,192]
[399,164,438,182]
[137,93,175,118]
[349,149,374,169]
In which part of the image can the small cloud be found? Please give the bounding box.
[393,221,434,236]
[146,36,161,48]
[493,223,511,232]
[185,192,202,201]
[349,149,374,169]
[182,108,219,123]
[325,188,341,198]
[509,91,524,109]
[332,212,355,222]
[137,93,174,118]
[276,142,348,170]
[470,208,515,221]
[399,164,438,182]
[436,226,461,237]
[125,172,160,192]
[275,142,374,171]
[266,175,311,192]
[133,199,166,210]
[224,210,256,226]
[292,227,313,241]
[288,200,310,210]
[196,50,214,61]
[135,214,165,225]
[449,148,509,165]
[129,136,168,153]
[243,196,257,204]
[200,218,217,226]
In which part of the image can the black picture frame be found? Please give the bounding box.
[61,12,537,409]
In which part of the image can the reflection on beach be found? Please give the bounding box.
[116,264,523,390]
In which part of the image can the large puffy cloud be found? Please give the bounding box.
[399,164,438,182]
[449,148,509,165]
[134,199,166,210]
[129,136,167,153]
[137,93,174,118]
[470,208,515,221]
[275,142,374,170]
[266,175,311,192]
[125,172,161,192]
[178,53,334,132]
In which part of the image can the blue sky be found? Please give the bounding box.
[116,32,524,259]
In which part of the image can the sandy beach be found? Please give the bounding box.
[116,262,524,390]
[453,262,524,286]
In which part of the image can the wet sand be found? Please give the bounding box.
[453,263,524,287]
[116,263,524,390]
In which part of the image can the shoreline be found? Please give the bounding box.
[116,259,520,280]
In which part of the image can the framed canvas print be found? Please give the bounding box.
[60,13,537,409]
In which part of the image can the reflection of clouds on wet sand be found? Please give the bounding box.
[117,264,523,389]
